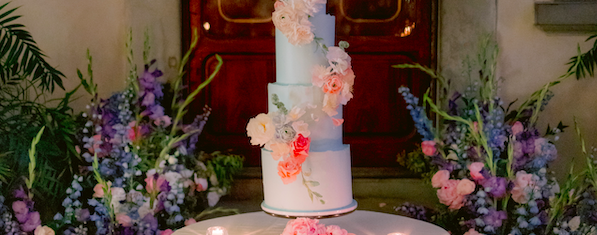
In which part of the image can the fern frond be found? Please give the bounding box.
[0,2,64,92]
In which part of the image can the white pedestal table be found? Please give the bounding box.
[172,210,449,235]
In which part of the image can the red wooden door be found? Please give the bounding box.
[182,0,436,169]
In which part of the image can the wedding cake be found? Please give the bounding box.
[246,0,357,217]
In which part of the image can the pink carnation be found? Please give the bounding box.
[281,218,327,235]
[326,225,354,235]
[468,162,485,181]
[421,140,436,156]
[431,170,450,188]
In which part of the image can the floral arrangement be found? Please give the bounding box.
[394,39,573,235]
[272,0,326,45]
[0,31,243,235]
[281,217,355,235]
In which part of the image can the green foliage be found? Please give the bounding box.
[0,2,65,92]
[397,147,437,182]
[564,33,597,80]
[203,151,244,190]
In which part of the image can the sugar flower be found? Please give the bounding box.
[327,47,352,74]
[270,142,291,161]
[247,113,276,146]
[278,158,302,184]
[291,120,310,137]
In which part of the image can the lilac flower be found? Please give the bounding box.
[483,209,507,231]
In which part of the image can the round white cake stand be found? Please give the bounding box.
[261,199,358,218]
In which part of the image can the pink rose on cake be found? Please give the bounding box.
[312,45,355,117]
[278,158,302,184]
[247,113,276,146]
[291,134,311,164]
[272,1,314,46]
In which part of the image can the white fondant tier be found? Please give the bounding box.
[268,83,343,150]
[261,145,355,214]
[275,10,335,85]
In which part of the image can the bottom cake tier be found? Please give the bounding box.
[261,145,357,217]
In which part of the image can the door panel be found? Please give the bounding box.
[183,0,435,168]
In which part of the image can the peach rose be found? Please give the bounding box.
[34,225,55,235]
[278,158,302,184]
[322,75,343,94]
[116,213,133,227]
[421,140,436,156]
[437,179,465,209]
[431,170,450,188]
[246,113,275,146]
[468,162,485,181]
[456,179,476,196]
[272,3,299,35]
[281,218,326,235]
[271,142,291,161]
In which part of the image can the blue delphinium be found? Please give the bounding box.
[398,87,434,141]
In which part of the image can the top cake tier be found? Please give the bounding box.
[275,10,335,85]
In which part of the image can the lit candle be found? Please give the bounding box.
[207,226,228,235]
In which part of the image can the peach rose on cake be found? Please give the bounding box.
[247,113,275,146]
[272,2,299,35]
[270,142,291,161]
[278,158,302,184]
[286,19,314,46]
[312,65,331,87]
[322,75,343,94]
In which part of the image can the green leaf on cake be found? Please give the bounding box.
[312,191,322,198]
[306,181,319,187]
[320,199,325,204]
[271,94,288,114]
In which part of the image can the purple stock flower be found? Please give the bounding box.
[142,213,158,231]
[482,177,507,198]
[13,186,27,199]
[20,211,41,232]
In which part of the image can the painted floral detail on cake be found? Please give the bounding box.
[312,42,355,120]
[281,217,356,235]
[272,0,326,46]
[247,94,325,203]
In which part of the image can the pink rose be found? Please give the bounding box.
[456,179,476,196]
[511,171,534,203]
[511,121,524,136]
[326,225,351,235]
[159,229,174,235]
[421,140,436,156]
[437,180,465,209]
[271,142,291,161]
[431,170,450,188]
[116,213,133,227]
[468,162,485,181]
[281,218,327,235]
[185,218,197,226]
[464,228,485,235]
[322,75,343,94]
[278,158,302,184]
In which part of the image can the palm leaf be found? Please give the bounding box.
[0,2,64,92]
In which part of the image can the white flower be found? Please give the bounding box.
[569,216,581,231]
[167,156,178,165]
[326,47,351,74]
[287,106,306,121]
[137,197,155,219]
[291,120,310,137]
[207,191,221,207]
[110,187,126,212]
[194,174,208,192]
[34,225,55,235]
[246,113,275,146]
[164,172,183,184]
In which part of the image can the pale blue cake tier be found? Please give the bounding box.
[268,83,343,149]
[275,9,335,85]
[261,145,354,213]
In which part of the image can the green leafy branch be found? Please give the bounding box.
[301,171,324,204]
[563,33,597,80]
[0,2,65,92]
[25,126,44,199]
